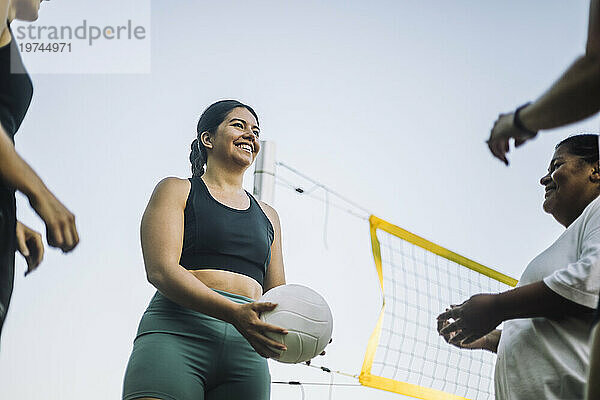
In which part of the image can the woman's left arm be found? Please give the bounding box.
[260,202,286,292]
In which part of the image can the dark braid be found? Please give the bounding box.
[189,100,259,177]
[190,137,207,177]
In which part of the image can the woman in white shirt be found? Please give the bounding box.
[437,134,600,399]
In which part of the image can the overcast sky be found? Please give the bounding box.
[0,1,598,399]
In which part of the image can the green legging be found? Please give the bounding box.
[122,289,270,400]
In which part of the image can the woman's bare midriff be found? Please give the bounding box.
[190,269,263,301]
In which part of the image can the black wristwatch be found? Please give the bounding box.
[513,103,537,137]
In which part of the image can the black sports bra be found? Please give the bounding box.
[0,22,33,140]
[179,176,274,287]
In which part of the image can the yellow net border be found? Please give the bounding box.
[359,215,517,399]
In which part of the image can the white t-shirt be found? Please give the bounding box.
[495,196,600,400]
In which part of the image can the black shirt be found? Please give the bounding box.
[0,22,33,139]
[0,22,33,333]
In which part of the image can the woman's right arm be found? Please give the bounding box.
[0,123,78,252]
[487,0,600,164]
[142,177,242,320]
[141,177,287,358]
[438,316,501,353]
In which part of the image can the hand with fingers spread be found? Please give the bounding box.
[231,301,289,359]
[436,294,503,346]
[15,221,44,276]
[28,187,79,253]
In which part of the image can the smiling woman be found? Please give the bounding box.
[190,101,261,179]
[541,134,600,227]
[437,134,600,399]
[122,100,287,400]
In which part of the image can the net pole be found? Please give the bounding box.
[253,140,276,203]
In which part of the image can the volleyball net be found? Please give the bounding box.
[257,152,519,399]
[359,215,517,400]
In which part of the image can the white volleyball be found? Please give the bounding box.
[259,284,333,364]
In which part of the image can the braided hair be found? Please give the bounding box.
[190,100,259,177]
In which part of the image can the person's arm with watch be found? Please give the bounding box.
[487,0,600,165]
